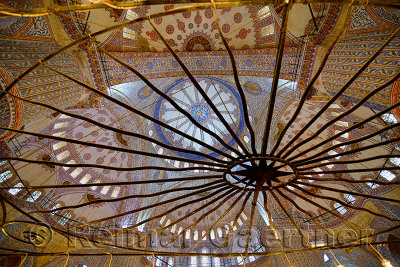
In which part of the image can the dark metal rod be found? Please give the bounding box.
[293,137,400,166]
[285,72,400,161]
[0,126,226,168]
[217,191,252,253]
[278,28,400,159]
[1,239,400,257]
[291,101,400,165]
[163,189,241,250]
[292,182,400,222]
[71,183,230,228]
[43,65,234,160]
[211,4,257,155]
[283,185,350,226]
[6,92,228,164]
[96,45,242,159]
[128,187,236,242]
[297,154,400,170]
[269,190,311,247]
[296,181,400,203]
[188,189,247,253]
[149,19,250,157]
[0,175,222,190]
[299,166,400,175]
[33,180,226,214]
[245,190,258,254]
[260,3,290,155]
[301,177,400,186]
[0,157,224,172]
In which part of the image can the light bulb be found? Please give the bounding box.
[336,265,345,267]
[382,259,393,267]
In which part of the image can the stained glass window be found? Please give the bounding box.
[257,6,270,19]
[380,170,396,181]
[59,213,71,225]
[0,171,12,183]
[9,182,23,195]
[56,151,70,161]
[344,193,355,203]
[63,160,75,170]
[70,168,82,178]
[381,113,397,124]
[27,191,41,202]
[52,141,67,151]
[53,131,66,137]
[111,186,120,197]
[335,121,348,127]
[334,203,346,214]
[260,24,274,36]
[80,174,91,184]
[54,122,68,129]
[390,157,400,166]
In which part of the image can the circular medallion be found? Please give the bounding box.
[243,81,262,95]
[137,85,153,100]
[189,104,210,124]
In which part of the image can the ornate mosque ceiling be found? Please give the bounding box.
[0,1,399,267]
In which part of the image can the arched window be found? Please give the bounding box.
[171,224,176,233]
[56,151,70,161]
[168,257,174,266]
[160,215,166,225]
[165,219,171,227]
[190,256,196,266]
[257,6,270,19]
[52,141,67,151]
[335,121,348,127]
[201,230,207,240]
[344,194,355,203]
[70,168,82,178]
[334,203,346,214]
[9,182,23,195]
[0,160,7,166]
[59,213,71,225]
[79,174,91,184]
[60,114,70,119]
[381,113,397,124]
[178,227,183,234]
[380,170,396,181]
[210,230,216,240]
[217,227,223,238]
[185,229,191,240]
[63,160,75,170]
[53,131,66,137]
[0,170,12,183]
[101,185,110,194]
[193,230,199,241]
[155,256,162,266]
[27,191,41,202]
[51,204,61,215]
[54,122,68,129]
[111,186,120,198]
[201,248,209,266]
[241,212,248,220]
[91,180,100,190]
[390,158,400,166]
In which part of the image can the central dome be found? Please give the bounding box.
[154,77,245,160]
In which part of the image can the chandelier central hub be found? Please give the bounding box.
[223,156,298,191]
